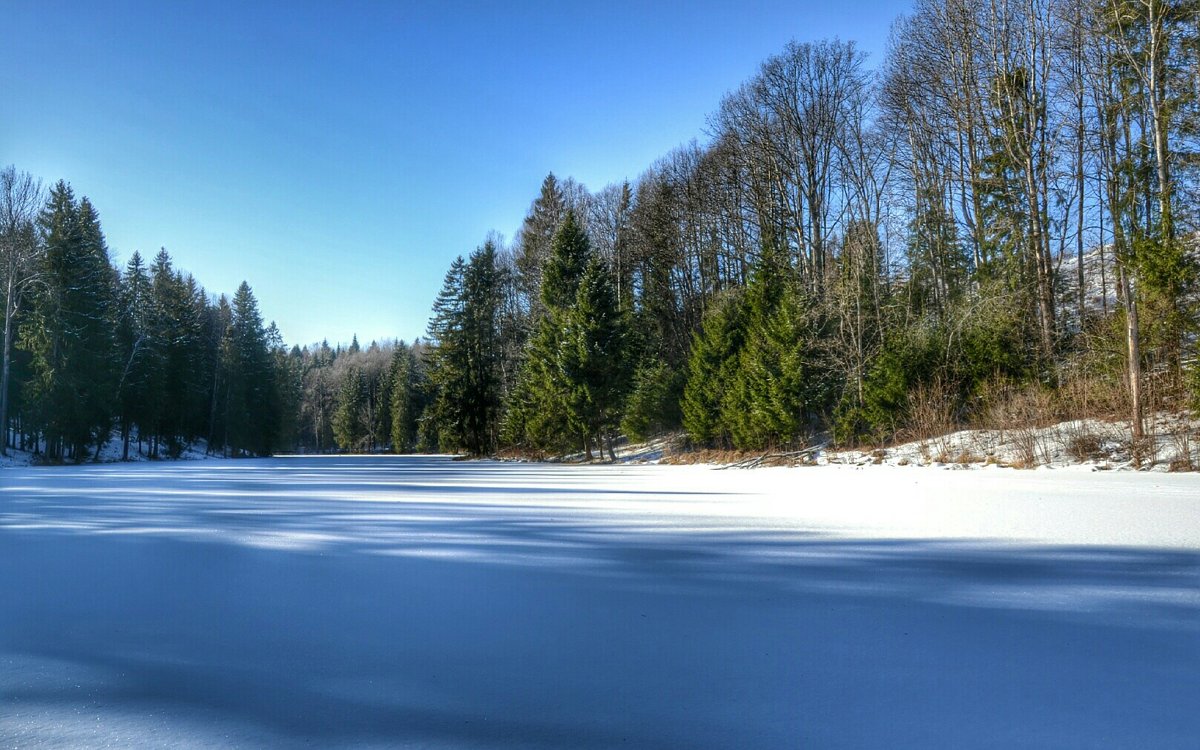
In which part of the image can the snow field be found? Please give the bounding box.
[1,456,1198,748]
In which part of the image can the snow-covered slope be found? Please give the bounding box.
[1,456,1197,748]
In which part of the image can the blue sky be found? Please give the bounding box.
[2,0,909,347]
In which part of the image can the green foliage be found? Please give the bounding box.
[728,295,826,450]
[333,366,367,451]
[223,281,281,457]
[681,290,745,445]
[725,253,832,450]
[389,343,425,453]
[840,323,943,443]
[837,285,1037,444]
[20,182,117,460]
[621,358,684,442]
[540,210,590,311]
[560,258,633,454]
[505,213,601,453]
[425,244,505,456]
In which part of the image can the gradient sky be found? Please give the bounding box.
[2,0,909,348]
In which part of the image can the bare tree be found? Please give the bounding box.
[0,166,44,455]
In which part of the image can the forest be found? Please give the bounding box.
[2,0,1198,463]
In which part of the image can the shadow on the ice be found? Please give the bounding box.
[2,532,1197,748]
[3,485,1198,749]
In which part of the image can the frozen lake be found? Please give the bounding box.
[2,456,1198,748]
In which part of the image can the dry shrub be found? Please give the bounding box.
[953,448,983,465]
[1056,369,1126,421]
[1130,435,1157,468]
[977,380,1055,468]
[980,380,1054,431]
[907,377,958,461]
[1166,419,1197,472]
[1062,426,1105,462]
[907,376,957,439]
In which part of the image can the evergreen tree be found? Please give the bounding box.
[20,183,117,461]
[506,211,594,452]
[728,274,830,450]
[681,290,746,445]
[333,366,367,451]
[459,242,503,455]
[560,257,632,459]
[621,358,684,442]
[425,243,505,456]
[516,173,567,320]
[425,257,468,451]
[115,251,158,458]
[388,342,424,453]
[224,281,276,456]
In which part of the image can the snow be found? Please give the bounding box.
[2,456,1198,748]
[0,432,212,468]
[816,413,1200,471]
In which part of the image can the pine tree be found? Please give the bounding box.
[540,211,591,311]
[681,290,746,446]
[333,366,367,451]
[560,257,632,459]
[224,281,276,456]
[425,244,504,456]
[507,211,594,452]
[116,251,158,459]
[459,242,503,455]
[621,358,684,442]
[21,183,117,461]
[388,342,424,453]
[516,173,567,321]
[425,257,468,451]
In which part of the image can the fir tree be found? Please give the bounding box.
[21,183,117,461]
[224,281,276,456]
[388,342,424,453]
[560,257,632,459]
[333,366,367,451]
[681,290,746,446]
[116,251,157,459]
[506,211,594,452]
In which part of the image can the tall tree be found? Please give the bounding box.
[0,166,43,455]
[21,183,117,461]
[560,257,633,459]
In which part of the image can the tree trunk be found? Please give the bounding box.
[0,284,14,456]
[1119,264,1145,443]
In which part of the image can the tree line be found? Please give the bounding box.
[0,169,293,461]
[402,0,1199,457]
[6,0,1198,462]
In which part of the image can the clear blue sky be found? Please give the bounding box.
[2,0,909,348]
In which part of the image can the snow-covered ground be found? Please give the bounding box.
[2,456,1197,748]
[0,433,212,469]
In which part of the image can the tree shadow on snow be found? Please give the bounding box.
[1,456,1197,748]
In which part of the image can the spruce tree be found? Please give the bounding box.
[333,366,367,451]
[21,183,117,461]
[561,257,632,459]
[388,342,423,453]
[116,251,157,458]
[507,211,594,452]
[425,244,504,456]
[425,257,468,451]
[681,290,746,446]
[225,281,276,456]
[516,173,567,321]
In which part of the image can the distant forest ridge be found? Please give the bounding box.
[2,0,1198,463]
